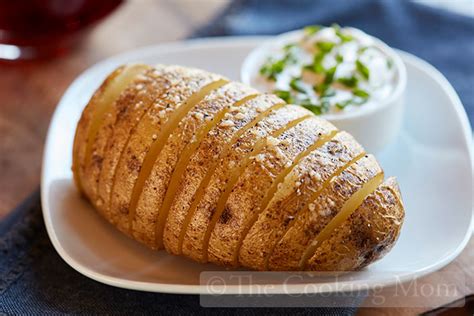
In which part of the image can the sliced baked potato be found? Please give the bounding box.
[72,64,405,271]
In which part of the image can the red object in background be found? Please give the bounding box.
[0,0,123,61]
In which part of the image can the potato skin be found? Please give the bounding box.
[239,132,364,270]
[207,117,336,267]
[73,64,405,272]
[304,177,404,271]
[268,154,382,271]
[163,101,308,256]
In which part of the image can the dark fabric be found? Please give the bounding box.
[1,0,473,314]
[195,0,474,126]
[0,191,358,315]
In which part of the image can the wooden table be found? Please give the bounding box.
[0,1,471,315]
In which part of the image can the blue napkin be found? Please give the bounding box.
[1,0,472,314]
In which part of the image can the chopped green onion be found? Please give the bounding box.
[313,83,329,95]
[321,88,336,98]
[335,100,352,110]
[335,29,353,42]
[356,60,370,80]
[303,64,314,71]
[301,100,323,115]
[273,90,293,103]
[263,25,378,114]
[307,52,326,73]
[290,78,306,93]
[259,58,286,81]
[337,76,359,88]
[320,100,330,112]
[324,66,337,85]
[306,61,325,74]
[283,43,297,52]
[316,41,335,53]
[353,88,370,98]
[285,53,297,65]
[304,25,322,35]
[357,46,368,54]
[387,58,394,69]
[313,51,325,63]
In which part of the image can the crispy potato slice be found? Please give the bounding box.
[96,66,193,217]
[72,65,124,197]
[163,100,307,255]
[73,65,147,200]
[239,132,364,270]
[131,82,256,248]
[208,117,337,266]
[304,177,404,271]
[82,65,154,208]
[269,155,383,271]
[109,67,225,235]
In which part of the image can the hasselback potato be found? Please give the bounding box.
[72,64,404,271]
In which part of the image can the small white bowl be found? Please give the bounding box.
[241,28,407,153]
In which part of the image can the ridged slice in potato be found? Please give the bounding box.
[72,65,125,196]
[163,100,308,255]
[179,101,294,262]
[182,109,337,263]
[131,82,256,248]
[151,87,258,251]
[238,132,364,270]
[73,65,148,201]
[109,67,225,234]
[268,154,383,271]
[299,169,385,269]
[304,177,404,271]
[96,66,184,217]
[207,117,337,266]
[81,65,153,207]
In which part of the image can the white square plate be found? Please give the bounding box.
[41,37,473,294]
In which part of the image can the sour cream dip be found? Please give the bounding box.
[242,25,407,152]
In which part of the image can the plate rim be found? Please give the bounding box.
[41,36,473,295]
